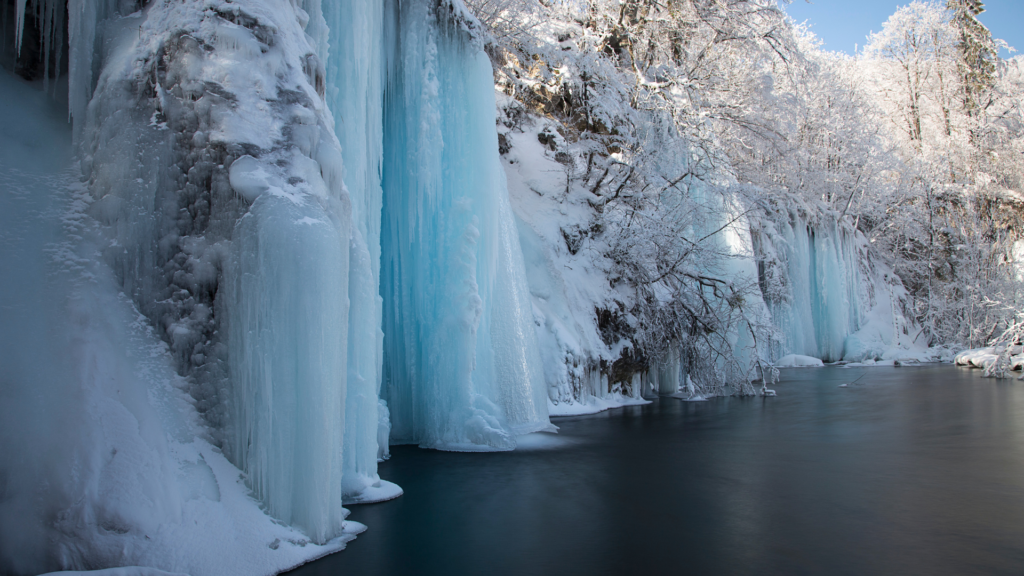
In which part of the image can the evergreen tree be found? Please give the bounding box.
[947,0,997,118]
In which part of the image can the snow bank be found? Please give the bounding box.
[549,394,651,417]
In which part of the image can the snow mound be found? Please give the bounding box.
[776,354,824,367]
[342,480,404,506]
[678,394,709,402]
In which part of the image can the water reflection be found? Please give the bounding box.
[291,366,1024,575]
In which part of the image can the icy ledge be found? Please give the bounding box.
[548,394,652,417]
[776,354,825,368]
[40,569,190,576]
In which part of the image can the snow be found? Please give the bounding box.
[954,346,1024,372]
[498,88,928,407]
[501,98,638,409]
[342,479,404,506]
[775,354,825,368]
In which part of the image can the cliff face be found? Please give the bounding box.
[77,0,356,543]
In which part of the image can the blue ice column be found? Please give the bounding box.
[767,216,862,362]
[225,183,350,544]
[321,0,403,504]
[380,0,552,451]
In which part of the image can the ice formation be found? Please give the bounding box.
[3,0,552,573]
[750,209,926,365]
[1,0,939,572]
[379,0,552,450]
[775,354,826,368]
[319,0,397,501]
[753,216,867,361]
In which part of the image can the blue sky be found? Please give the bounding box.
[782,0,1023,59]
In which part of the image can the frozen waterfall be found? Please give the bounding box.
[378,0,553,451]
[752,210,908,364]
[5,0,554,567]
[224,190,351,543]
[764,218,862,362]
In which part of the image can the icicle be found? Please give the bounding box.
[322,0,403,504]
[757,213,867,362]
[14,0,26,54]
[67,0,119,138]
[657,346,681,394]
[11,0,65,93]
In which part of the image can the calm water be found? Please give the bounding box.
[291,365,1024,575]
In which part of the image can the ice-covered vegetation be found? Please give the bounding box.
[1,0,1022,574]
[469,0,1024,403]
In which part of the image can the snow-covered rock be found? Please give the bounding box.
[955,346,1024,371]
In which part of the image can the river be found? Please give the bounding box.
[290,365,1024,575]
